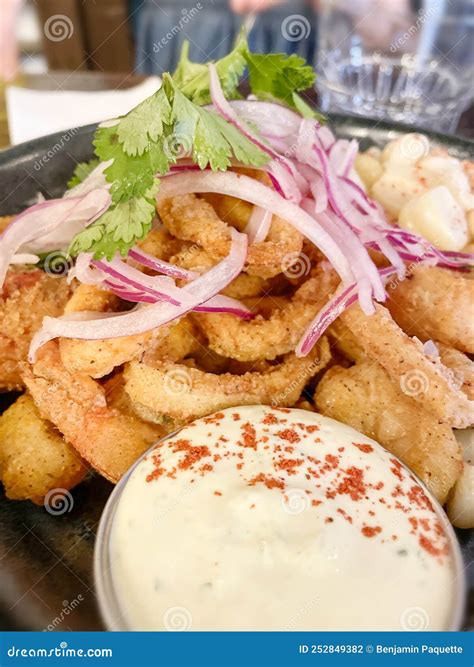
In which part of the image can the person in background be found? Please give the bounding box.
[131,0,318,75]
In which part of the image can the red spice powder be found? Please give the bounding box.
[312,499,322,507]
[239,422,258,449]
[276,458,304,474]
[361,526,382,538]
[325,454,340,469]
[248,473,284,490]
[407,485,434,512]
[390,458,404,482]
[277,428,301,443]
[335,466,366,501]
[419,534,448,558]
[337,508,353,524]
[353,443,374,453]
[232,413,241,421]
[214,491,222,496]
[262,413,278,425]
[146,453,166,482]
[172,440,211,470]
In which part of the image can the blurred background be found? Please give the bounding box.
[0,0,473,147]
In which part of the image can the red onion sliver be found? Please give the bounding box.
[29,228,248,360]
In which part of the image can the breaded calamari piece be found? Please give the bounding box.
[59,284,199,377]
[315,362,462,503]
[340,303,474,428]
[387,266,474,354]
[22,343,166,483]
[438,344,474,401]
[194,270,339,362]
[158,194,303,279]
[0,394,86,504]
[124,339,330,422]
[0,269,73,391]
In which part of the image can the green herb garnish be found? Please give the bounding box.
[69,35,324,260]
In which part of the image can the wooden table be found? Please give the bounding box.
[1,71,472,149]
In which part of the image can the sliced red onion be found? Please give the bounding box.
[65,160,112,198]
[244,206,272,244]
[10,253,40,265]
[68,252,104,285]
[0,189,111,288]
[93,257,191,307]
[159,170,355,286]
[128,248,198,281]
[29,228,248,360]
[296,283,359,357]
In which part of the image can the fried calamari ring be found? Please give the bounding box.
[0,394,86,504]
[194,270,339,362]
[438,344,474,401]
[22,343,166,483]
[123,339,330,422]
[169,244,268,298]
[158,194,303,279]
[315,362,462,503]
[59,284,199,377]
[0,269,73,391]
[340,303,474,429]
[387,266,474,354]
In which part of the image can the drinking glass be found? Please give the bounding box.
[316,0,474,133]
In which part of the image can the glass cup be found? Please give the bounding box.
[316,0,474,133]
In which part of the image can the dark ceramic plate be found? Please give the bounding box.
[0,117,472,631]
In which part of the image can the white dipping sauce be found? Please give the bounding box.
[108,406,459,630]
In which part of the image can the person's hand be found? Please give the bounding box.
[0,0,23,81]
[230,0,285,14]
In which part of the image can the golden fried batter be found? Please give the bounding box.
[340,303,474,428]
[387,266,474,354]
[0,269,73,391]
[22,343,165,483]
[0,394,86,504]
[315,362,462,503]
[123,339,330,422]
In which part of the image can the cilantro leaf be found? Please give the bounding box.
[94,125,169,204]
[170,81,269,170]
[67,159,100,189]
[69,185,158,260]
[116,87,171,156]
[172,32,247,105]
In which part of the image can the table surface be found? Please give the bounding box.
[1,70,473,149]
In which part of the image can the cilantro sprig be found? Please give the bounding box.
[69,35,324,260]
